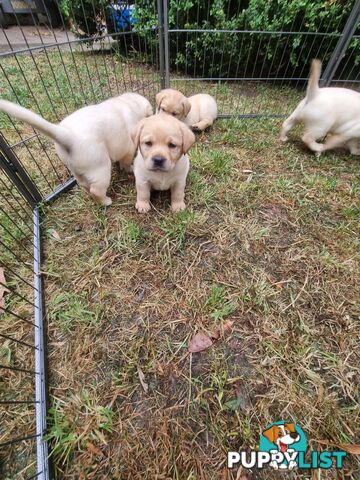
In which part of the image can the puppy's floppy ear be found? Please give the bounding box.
[131,118,146,147]
[285,423,296,432]
[262,426,278,444]
[156,91,166,110]
[179,122,195,153]
[182,98,191,117]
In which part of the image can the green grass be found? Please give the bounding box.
[159,210,197,250]
[46,391,114,467]
[49,291,103,332]
[113,219,143,252]
[204,285,237,322]
[0,51,359,480]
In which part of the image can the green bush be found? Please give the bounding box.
[61,0,360,79]
[59,0,109,38]
[166,0,359,79]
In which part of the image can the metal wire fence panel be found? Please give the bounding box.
[164,0,360,117]
[0,0,162,199]
[0,164,46,479]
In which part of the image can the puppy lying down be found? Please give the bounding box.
[156,88,217,132]
[131,113,195,213]
[280,59,360,154]
[0,93,153,205]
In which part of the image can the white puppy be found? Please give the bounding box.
[131,113,195,213]
[280,59,360,154]
[0,93,153,205]
[156,88,217,132]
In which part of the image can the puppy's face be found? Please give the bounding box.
[132,114,195,173]
[263,423,300,452]
[156,89,191,120]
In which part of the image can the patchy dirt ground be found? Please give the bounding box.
[42,118,359,479]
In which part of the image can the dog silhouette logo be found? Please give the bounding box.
[259,421,306,470]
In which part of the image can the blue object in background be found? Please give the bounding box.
[107,3,136,32]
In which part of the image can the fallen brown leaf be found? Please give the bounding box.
[340,444,360,454]
[313,439,360,454]
[137,366,149,393]
[188,332,213,353]
[48,228,61,241]
[210,330,221,341]
[86,441,104,457]
[223,319,234,332]
[189,321,234,353]
[0,267,9,312]
[210,320,234,340]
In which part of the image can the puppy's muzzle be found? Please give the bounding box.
[151,155,166,170]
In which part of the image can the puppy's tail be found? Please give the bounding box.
[0,99,72,150]
[305,59,322,103]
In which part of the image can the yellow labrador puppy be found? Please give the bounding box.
[156,88,217,132]
[280,59,360,154]
[0,93,153,205]
[131,113,195,213]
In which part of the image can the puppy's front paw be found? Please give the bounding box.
[136,201,151,213]
[313,143,324,153]
[171,201,186,212]
[279,134,288,143]
[102,196,112,206]
[350,148,360,156]
[191,125,202,133]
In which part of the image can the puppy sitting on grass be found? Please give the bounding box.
[131,113,195,213]
[156,88,217,132]
[280,59,360,155]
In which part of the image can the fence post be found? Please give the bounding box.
[0,134,42,206]
[321,0,360,87]
[33,205,50,480]
[163,0,170,88]
[157,0,166,89]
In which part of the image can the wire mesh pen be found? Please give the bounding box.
[0,0,359,478]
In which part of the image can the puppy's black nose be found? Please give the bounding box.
[290,432,299,440]
[152,156,165,168]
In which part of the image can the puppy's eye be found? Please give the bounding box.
[145,141,153,147]
[172,112,177,116]
[168,142,176,149]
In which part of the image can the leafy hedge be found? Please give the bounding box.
[59,0,108,38]
[62,0,359,79]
